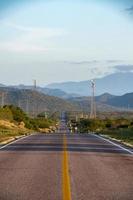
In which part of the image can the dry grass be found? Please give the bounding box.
[0,120,32,143]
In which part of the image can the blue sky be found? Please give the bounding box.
[0,0,133,85]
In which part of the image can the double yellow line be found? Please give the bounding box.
[62,134,72,200]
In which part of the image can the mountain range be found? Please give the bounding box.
[0,87,80,115]
[0,87,122,115]
[1,72,133,98]
[68,95,120,113]
[46,72,133,96]
[68,92,133,111]
[96,93,133,109]
[0,84,80,99]
[0,72,133,114]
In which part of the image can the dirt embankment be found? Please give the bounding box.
[0,120,31,144]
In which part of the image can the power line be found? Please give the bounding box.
[1,92,5,107]
[26,97,29,115]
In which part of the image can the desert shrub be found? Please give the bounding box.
[78,119,105,132]
[0,107,13,121]
[3,105,28,122]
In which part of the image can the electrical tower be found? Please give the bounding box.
[33,79,37,90]
[90,80,96,119]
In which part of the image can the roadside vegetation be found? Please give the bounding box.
[101,129,133,146]
[69,118,133,146]
[0,105,58,143]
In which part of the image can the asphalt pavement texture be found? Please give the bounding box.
[0,132,133,200]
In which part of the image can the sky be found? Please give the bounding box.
[0,0,133,86]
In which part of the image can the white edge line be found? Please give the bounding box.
[94,134,133,155]
[0,134,33,150]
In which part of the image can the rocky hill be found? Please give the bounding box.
[1,87,133,116]
[68,96,121,112]
[98,93,133,109]
[0,87,80,116]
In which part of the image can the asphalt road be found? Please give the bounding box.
[0,131,133,200]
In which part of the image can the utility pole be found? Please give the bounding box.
[32,79,37,117]
[90,80,96,119]
[18,99,21,108]
[1,92,5,107]
[26,97,29,115]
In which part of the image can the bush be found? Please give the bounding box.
[0,107,13,121]
[78,119,105,132]
[3,105,28,122]
[1,105,55,131]
[28,118,51,130]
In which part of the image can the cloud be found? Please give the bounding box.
[114,64,133,72]
[63,60,99,65]
[63,60,122,66]
[62,59,116,80]
[125,6,133,14]
[0,21,66,53]
[2,21,66,38]
[106,60,123,63]
[0,42,47,53]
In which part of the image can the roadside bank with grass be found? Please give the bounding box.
[75,118,133,147]
[101,128,133,147]
[0,105,58,144]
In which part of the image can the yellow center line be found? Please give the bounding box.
[62,134,72,200]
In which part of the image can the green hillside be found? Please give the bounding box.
[0,87,80,116]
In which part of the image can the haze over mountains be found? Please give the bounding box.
[47,72,133,96]
[0,84,79,99]
[0,87,123,115]
[96,93,133,109]
[1,72,133,98]
[0,87,79,115]
[0,72,133,113]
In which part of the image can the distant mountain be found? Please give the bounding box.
[0,87,80,115]
[9,84,33,90]
[47,81,89,96]
[100,92,133,109]
[69,92,133,111]
[6,85,80,99]
[0,84,5,87]
[1,83,133,114]
[0,87,121,115]
[42,88,80,99]
[46,72,133,96]
[42,88,66,97]
[68,96,120,112]
[96,93,116,103]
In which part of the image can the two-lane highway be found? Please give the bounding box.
[0,132,133,200]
